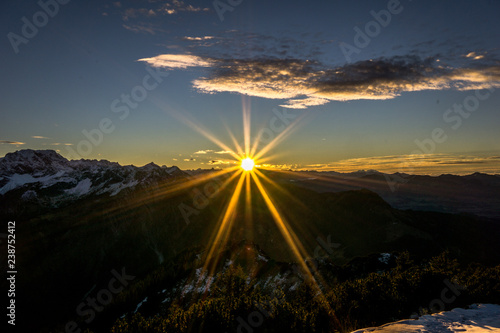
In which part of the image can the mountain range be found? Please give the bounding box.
[1,149,499,332]
[2,149,499,219]
[0,149,186,214]
[266,169,500,219]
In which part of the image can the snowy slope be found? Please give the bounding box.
[352,304,500,333]
[0,149,187,205]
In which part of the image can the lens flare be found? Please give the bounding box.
[125,95,339,324]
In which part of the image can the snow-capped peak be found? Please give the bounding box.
[0,149,71,176]
[0,149,186,205]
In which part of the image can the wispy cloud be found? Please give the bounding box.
[0,140,25,145]
[260,163,300,170]
[138,54,212,69]
[139,54,500,109]
[122,8,156,21]
[194,149,213,154]
[214,150,233,154]
[119,1,210,34]
[122,0,209,21]
[464,52,485,60]
[180,30,326,62]
[44,143,73,146]
[182,36,214,41]
[32,135,49,139]
[208,160,231,165]
[162,0,210,15]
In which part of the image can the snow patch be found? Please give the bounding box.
[257,254,268,262]
[0,171,75,195]
[0,174,41,194]
[65,178,92,196]
[134,296,148,314]
[106,180,139,196]
[378,253,391,265]
[289,281,300,291]
[351,303,500,333]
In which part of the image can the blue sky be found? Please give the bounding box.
[1,0,499,174]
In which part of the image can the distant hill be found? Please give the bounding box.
[263,169,500,219]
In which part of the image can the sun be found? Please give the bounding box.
[241,157,255,171]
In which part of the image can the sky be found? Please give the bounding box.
[1,0,500,174]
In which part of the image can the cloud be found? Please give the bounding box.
[32,135,49,139]
[183,30,325,61]
[163,0,210,14]
[464,52,485,60]
[122,0,209,20]
[214,150,233,154]
[122,8,157,21]
[139,54,500,108]
[208,160,231,165]
[138,54,212,69]
[119,1,210,35]
[184,158,196,161]
[123,23,164,35]
[194,149,213,154]
[282,97,330,110]
[44,143,73,146]
[260,163,300,170]
[0,141,24,145]
[182,36,214,41]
